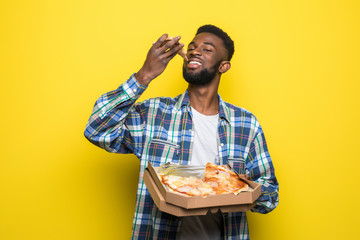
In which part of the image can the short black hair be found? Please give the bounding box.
[196,24,235,61]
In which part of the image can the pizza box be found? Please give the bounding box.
[143,161,262,217]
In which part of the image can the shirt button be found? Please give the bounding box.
[220,143,224,147]
[134,89,137,93]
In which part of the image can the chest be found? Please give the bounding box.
[141,109,251,174]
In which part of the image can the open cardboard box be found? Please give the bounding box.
[143,161,262,217]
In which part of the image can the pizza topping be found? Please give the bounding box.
[159,162,249,197]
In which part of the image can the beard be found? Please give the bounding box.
[182,61,221,86]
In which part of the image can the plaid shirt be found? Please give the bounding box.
[84,74,279,240]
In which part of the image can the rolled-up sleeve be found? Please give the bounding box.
[247,130,279,214]
[84,74,147,156]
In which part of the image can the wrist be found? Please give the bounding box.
[134,69,152,86]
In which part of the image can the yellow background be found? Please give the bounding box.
[1,0,359,239]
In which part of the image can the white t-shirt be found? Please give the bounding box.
[179,107,222,240]
[189,107,219,166]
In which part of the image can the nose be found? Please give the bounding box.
[188,47,201,57]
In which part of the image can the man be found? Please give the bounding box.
[84,25,279,240]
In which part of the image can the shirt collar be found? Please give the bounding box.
[175,90,231,124]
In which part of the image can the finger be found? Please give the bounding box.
[165,51,178,61]
[160,38,182,58]
[160,46,181,64]
[159,36,180,47]
[163,43,184,60]
[159,36,181,52]
[152,34,169,49]
[239,174,251,180]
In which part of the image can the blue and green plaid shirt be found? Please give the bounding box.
[84,74,279,240]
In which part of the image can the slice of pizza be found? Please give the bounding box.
[204,162,249,195]
[159,162,249,197]
[160,174,215,196]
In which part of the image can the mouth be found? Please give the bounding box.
[187,60,202,69]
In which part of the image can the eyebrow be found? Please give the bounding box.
[189,41,216,48]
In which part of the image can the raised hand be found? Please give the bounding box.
[135,34,185,86]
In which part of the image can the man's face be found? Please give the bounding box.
[182,32,228,86]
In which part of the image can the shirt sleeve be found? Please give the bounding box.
[84,74,148,157]
[247,129,279,214]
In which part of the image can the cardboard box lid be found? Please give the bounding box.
[143,168,255,217]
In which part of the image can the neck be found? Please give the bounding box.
[187,79,220,116]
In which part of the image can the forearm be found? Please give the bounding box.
[247,131,279,214]
[84,34,184,153]
[84,74,147,153]
[251,176,279,214]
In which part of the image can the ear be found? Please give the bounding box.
[219,61,231,73]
